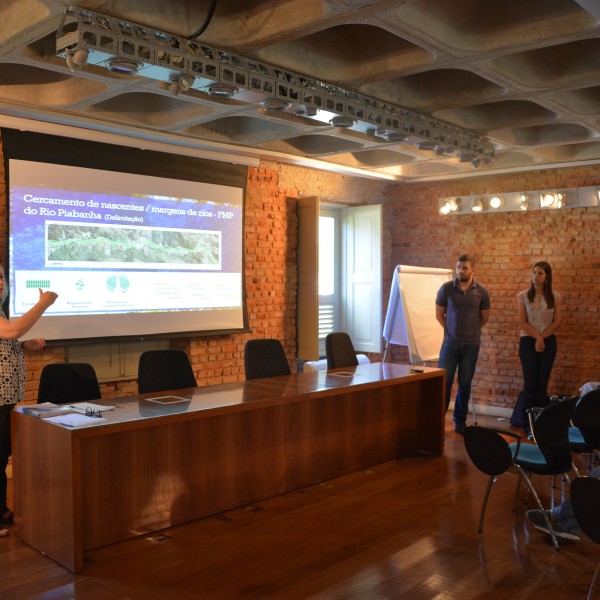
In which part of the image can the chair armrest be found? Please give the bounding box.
[526,407,544,439]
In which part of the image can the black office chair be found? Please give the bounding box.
[508,397,580,550]
[137,349,197,394]
[37,362,102,405]
[463,426,522,533]
[325,332,358,369]
[569,390,600,471]
[244,339,291,380]
[570,476,600,600]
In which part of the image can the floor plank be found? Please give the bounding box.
[1,414,597,599]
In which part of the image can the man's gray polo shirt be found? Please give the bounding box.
[436,278,490,345]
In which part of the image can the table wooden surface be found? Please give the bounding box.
[12,362,445,572]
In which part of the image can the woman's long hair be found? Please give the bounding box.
[527,261,555,308]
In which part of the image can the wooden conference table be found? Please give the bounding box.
[12,361,445,572]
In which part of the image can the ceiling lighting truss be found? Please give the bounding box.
[56,7,495,163]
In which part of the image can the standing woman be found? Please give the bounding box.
[0,266,58,536]
[517,261,562,431]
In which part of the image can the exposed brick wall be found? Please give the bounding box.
[3,127,599,410]
[383,166,600,410]
[0,140,388,401]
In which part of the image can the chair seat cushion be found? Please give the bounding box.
[569,426,590,453]
[508,441,555,475]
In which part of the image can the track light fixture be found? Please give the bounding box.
[438,187,599,216]
[259,98,293,113]
[489,195,504,209]
[65,48,88,72]
[206,82,239,98]
[107,58,141,75]
[439,197,461,215]
[293,105,318,117]
[168,75,194,96]
[471,198,485,212]
[540,191,566,209]
[330,116,357,128]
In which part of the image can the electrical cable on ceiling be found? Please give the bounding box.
[187,0,218,40]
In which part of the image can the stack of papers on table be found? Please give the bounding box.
[26,402,113,426]
[43,413,107,427]
[67,402,115,413]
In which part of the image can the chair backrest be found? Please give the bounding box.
[37,362,101,405]
[325,332,359,369]
[574,389,600,452]
[137,349,197,394]
[570,476,600,545]
[463,426,519,476]
[244,339,291,380]
[532,396,577,474]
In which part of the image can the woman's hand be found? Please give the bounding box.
[535,336,545,352]
[38,288,58,308]
[21,338,46,352]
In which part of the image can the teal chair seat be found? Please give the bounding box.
[508,441,555,475]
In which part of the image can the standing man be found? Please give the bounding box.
[435,254,490,434]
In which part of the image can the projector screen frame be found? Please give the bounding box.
[2,128,250,345]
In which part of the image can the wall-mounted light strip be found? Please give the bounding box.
[438,186,599,215]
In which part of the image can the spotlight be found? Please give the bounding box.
[107,58,141,75]
[520,193,529,210]
[259,98,292,112]
[471,198,484,212]
[382,131,407,143]
[540,192,556,208]
[556,192,567,208]
[207,82,238,98]
[65,48,89,72]
[168,75,194,96]
[489,195,503,209]
[459,152,476,163]
[417,142,438,152]
[330,116,357,128]
[439,197,461,215]
[293,105,318,117]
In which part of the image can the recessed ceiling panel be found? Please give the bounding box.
[322,149,416,168]
[535,141,600,162]
[0,64,108,107]
[488,39,600,89]
[261,135,364,156]
[435,100,557,132]
[489,123,594,146]
[250,24,431,84]
[360,69,505,112]
[86,92,214,127]
[186,115,300,143]
[394,0,595,53]
[550,85,600,116]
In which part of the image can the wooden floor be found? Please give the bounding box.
[1,413,598,600]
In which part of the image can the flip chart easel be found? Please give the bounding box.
[382,265,452,364]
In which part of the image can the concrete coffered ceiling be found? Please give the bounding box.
[1,0,600,182]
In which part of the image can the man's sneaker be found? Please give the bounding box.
[525,509,581,542]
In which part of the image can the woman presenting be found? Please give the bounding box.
[0,266,58,536]
[517,261,562,433]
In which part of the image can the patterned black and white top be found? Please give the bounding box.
[0,310,25,407]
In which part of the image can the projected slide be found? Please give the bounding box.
[8,158,245,339]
